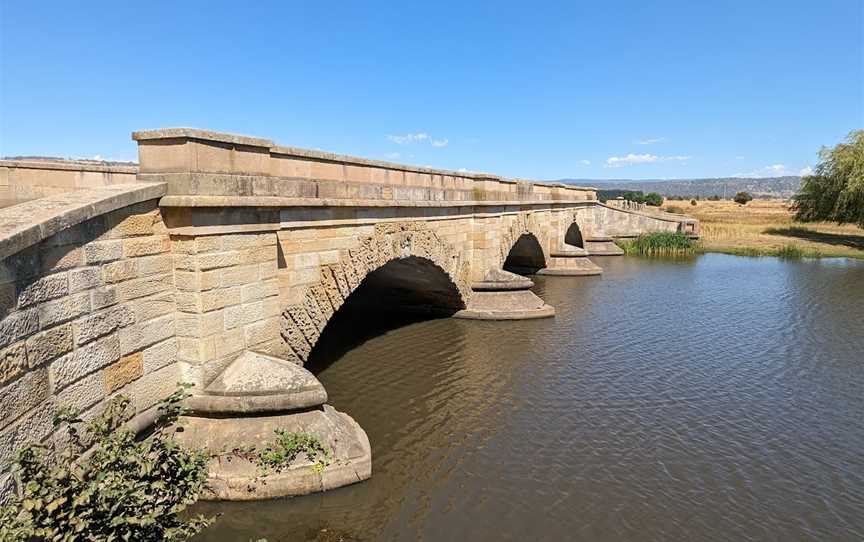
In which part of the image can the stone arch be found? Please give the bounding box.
[280,222,471,364]
[503,233,547,275]
[497,212,552,271]
[564,221,585,248]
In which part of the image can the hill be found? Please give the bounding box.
[559,176,802,199]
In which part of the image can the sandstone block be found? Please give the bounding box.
[196,236,223,253]
[68,266,102,293]
[176,311,223,338]
[55,370,103,414]
[221,233,261,251]
[26,323,73,367]
[122,235,170,258]
[119,314,175,355]
[41,246,83,273]
[37,292,91,328]
[0,308,39,349]
[116,273,172,301]
[221,264,259,287]
[17,273,68,307]
[200,287,241,312]
[102,260,138,283]
[136,254,172,276]
[84,240,123,264]
[130,363,180,414]
[198,251,242,271]
[224,301,265,330]
[90,286,117,310]
[240,279,279,303]
[110,211,158,237]
[0,399,56,467]
[73,305,134,346]
[0,342,27,385]
[0,367,48,431]
[244,316,280,347]
[51,334,119,391]
[131,292,175,322]
[142,338,178,374]
[104,353,144,393]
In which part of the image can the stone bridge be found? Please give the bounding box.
[0,128,697,500]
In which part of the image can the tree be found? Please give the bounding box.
[733,191,753,205]
[794,130,864,227]
[643,192,663,206]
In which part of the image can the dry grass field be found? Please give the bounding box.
[660,199,864,259]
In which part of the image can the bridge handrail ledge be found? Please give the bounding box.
[132,128,596,191]
[0,182,167,261]
[158,195,598,208]
[597,201,697,223]
[0,159,140,174]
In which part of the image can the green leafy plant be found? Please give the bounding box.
[0,384,213,541]
[257,430,330,474]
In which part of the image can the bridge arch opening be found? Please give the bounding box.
[564,222,585,248]
[503,233,547,275]
[305,256,466,373]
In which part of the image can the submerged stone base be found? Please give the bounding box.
[175,350,371,501]
[454,268,555,320]
[584,236,624,256]
[537,246,603,276]
[176,405,371,501]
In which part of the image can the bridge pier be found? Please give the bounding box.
[454,268,555,320]
[537,245,603,276]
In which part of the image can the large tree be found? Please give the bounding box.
[794,130,864,227]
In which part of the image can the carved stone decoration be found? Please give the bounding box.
[280,222,471,363]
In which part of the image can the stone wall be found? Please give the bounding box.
[0,160,139,207]
[0,197,177,497]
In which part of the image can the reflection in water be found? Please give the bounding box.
[196,254,864,541]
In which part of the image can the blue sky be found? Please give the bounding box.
[1,1,861,180]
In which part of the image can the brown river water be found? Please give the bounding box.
[196,254,864,541]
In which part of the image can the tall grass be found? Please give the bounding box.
[616,232,697,257]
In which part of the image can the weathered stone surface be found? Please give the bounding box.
[0,368,48,430]
[142,337,177,373]
[104,352,143,393]
[73,304,134,345]
[68,266,102,292]
[84,239,123,263]
[17,272,68,307]
[119,314,175,355]
[56,370,104,413]
[0,308,38,349]
[52,334,119,391]
[0,342,27,385]
[26,323,73,367]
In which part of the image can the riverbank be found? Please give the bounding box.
[661,199,864,259]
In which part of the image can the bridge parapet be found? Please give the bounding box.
[133,128,597,207]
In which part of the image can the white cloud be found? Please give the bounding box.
[635,137,666,145]
[733,164,790,178]
[579,159,591,165]
[387,132,449,148]
[387,133,429,145]
[385,152,401,160]
[605,153,691,167]
[457,167,469,172]
[799,166,813,176]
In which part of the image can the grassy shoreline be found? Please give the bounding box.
[659,199,864,260]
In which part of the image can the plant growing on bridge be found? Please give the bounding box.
[0,385,214,541]
[257,430,330,475]
[616,232,697,257]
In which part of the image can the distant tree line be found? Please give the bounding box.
[597,189,663,206]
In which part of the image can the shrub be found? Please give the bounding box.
[644,192,663,206]
[707,195,721,201]
[690,199,697,206]
[257,430,330,474]
[0,385,213,541]
[666,205,684,214]
[794,129,864,227]
[733,191,753,205]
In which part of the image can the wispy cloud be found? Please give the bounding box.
[733,164,790,178]
[387,133,429,145]
[635,137,667,145]
[799,166,813,176]
[605,153,691,168]
[579,159,591,165]
[385,152,401,160]
[387,132,449,148]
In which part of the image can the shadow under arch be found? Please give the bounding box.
[305,256,466,375]
[503,232,547,275]
[564,221,585,248]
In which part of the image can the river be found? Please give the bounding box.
[196,254,864,541]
